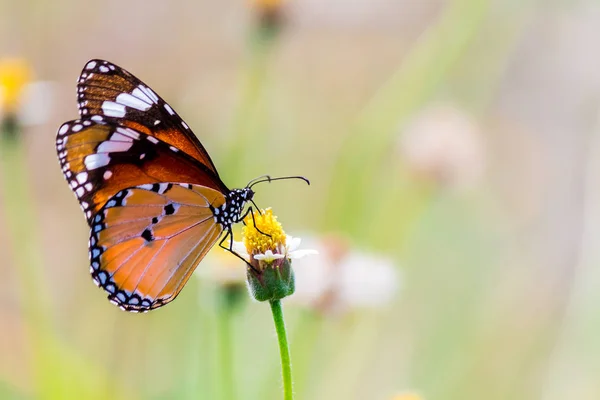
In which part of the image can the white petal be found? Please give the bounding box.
[286,236,302,252]
[254,250,284,262]
[231,241,250,260]
[288,249,319,259]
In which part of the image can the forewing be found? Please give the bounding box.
[88,183,225,312]
[76,59,221,176]
[56,117,227,225]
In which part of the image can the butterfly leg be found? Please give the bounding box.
[250,199,264,214]
[241,206,272,238]
[219,228,260,274]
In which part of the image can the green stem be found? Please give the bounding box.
[217,289,236,400]
[270,300,293,400]
[0,125,54,397]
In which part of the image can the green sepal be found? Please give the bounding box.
[247,259,295,302]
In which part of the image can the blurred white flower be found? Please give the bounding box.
[398,103,485,190]
[0,57,55,127]
[289,234,400,315]
[196,247,247,287]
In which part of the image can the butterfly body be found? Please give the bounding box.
[57,60,254,312]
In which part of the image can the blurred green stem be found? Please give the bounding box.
[324,0,489,237]
[221,22,279,182]
[0,129,55,397]
[217,288,238,400]
[270,300,293,400]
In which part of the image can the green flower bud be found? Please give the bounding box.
[247,258,295,302]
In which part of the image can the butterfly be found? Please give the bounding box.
[56,59,307,312]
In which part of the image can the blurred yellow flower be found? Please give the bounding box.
[0,58,32,113]
[248,0,286,30]
[248,0,284,10]
[391,392,423,400]
[0,57,55,129]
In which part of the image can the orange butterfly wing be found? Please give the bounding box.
[57,118,227,225]
[56,60,254,312]
[77,59,220,174]
[89,183,224,312]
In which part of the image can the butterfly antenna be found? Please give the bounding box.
[246,174,272,187]
[247,175,310,189]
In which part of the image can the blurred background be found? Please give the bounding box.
[1,0,600,399]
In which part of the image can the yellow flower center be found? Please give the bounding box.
[242,208,286,255]
[0,58,32,112]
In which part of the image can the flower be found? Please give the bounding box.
[398,103,485,190]
[232,233,318,263]
[0,58,32,114]
[197,247,247,287]
[391,392,424,400]
[248,0,287,31]
[243,208,287,258]
[0,57,56,137]
[288,234,400,315]
[239,208,317,302]
[195,247,249,310]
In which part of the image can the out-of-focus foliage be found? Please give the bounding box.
[1,0,599,399]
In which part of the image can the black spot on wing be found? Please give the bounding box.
[141,228,154,242]
[164,204,175,215]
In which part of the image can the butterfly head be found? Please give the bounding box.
[213,188,254,228]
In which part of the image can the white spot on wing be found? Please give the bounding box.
[103,170,113,180]
[139,85,159,103]
[97,140,133,153]
[115,127,140,140]
[76,172,88,184]
[58,124,69,135]
[164,104,175,115]
[116,92,151,111]
[99,65,109,73]
[86,61,97,70]
[158,183,169,194]
[109,132,134,142]
[132,87,153,105]
[84,154,110,170]
[147,136,159,144]
[101,101,126,118]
